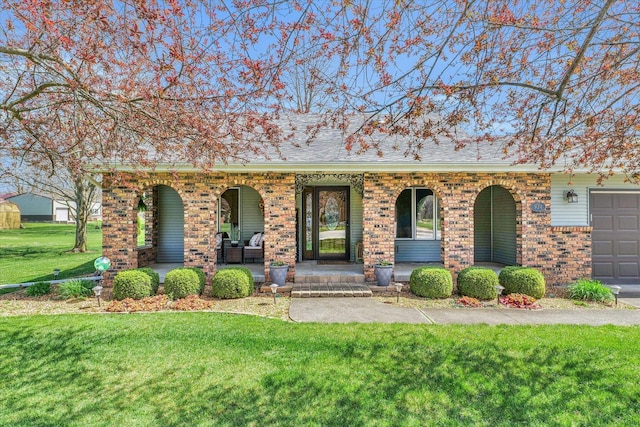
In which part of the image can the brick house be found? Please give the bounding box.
[101,118,640,286]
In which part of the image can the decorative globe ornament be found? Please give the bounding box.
[94,256,111,272]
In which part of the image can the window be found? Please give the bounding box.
[395,188,440,240]
[219,188,240,234]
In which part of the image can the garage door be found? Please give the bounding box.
[55,208,69,222]
[591,192,640,284]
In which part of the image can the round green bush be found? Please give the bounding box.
[457,267,499,300]
[211,269,252,299]
[136,267,160,294]
[498,266,546,299]
[164,268,201,300]
[113,270,153,301]
[185,267,206,294]
[234,267,254,287]
[409,267,453,298]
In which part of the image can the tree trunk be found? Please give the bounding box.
[71,176,96,253]
[74,210,88,253]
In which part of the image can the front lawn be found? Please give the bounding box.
[0,313,638,426]
[0,222,102,285]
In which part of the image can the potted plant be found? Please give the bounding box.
[229,225,241,247]
[374,260,393,286]
[269,260,289,286]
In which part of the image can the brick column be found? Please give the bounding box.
[362,173,396,282]
[101,177,139,284]
[180,174,216,279]
[261,173,297,282]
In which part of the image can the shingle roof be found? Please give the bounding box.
[113,114,555,173]
[216,114,532,172]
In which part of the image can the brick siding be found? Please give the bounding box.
[102,171,590,287]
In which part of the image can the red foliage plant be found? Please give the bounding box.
[456,296,483,308]
[500,293,540,309]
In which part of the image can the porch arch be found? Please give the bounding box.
[392,185,443,263]
[156,185,185,263]
[474,185,518,265]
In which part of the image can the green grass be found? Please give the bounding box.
[0,223,102,285]
[0,313,638,426]
[417,219,434,230]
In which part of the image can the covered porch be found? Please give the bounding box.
[148,261,430,286]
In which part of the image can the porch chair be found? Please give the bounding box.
[216,232,229,262]
[355,241,364,263]
[243,232,264,263]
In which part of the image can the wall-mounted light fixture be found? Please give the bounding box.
[565,189,578,204]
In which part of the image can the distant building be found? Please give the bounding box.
[6,193,101,222]
[0,199,21,229]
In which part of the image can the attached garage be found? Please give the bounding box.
[591,191,640,285]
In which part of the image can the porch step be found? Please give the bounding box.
[291,283,372,298]
[294,274,366,284]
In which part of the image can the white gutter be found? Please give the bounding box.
[102,161,576,174]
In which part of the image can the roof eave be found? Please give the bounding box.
[103,161,569,174]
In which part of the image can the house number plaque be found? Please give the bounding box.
[530,202,546,213]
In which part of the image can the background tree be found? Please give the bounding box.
[1,0,638,180]
[295,0,640,176]
[3,143,101,253]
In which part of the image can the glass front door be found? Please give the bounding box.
[303,186,350,260]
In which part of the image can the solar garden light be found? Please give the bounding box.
[393,283,403,303]
[92,285,103,307]
[495,285,505,305]
[269,283,279,305]
[609,285,622,306]
[53,268,60,279]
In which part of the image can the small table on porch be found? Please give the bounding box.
[225,244,244,264]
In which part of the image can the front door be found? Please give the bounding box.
[303,186,350,261]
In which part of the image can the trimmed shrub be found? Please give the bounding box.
[568,279,613,302]
[164,268,201,300]
[211,269,252,299]
[58,279,95,299]
[136,267,160,294]
[185,267,206,294]
[25,281,51,297]
[409,266,453,298]
[234,267,254,287]
[498,266,546,299]
[457,267,499,300]
[497,266,521,288]
[113,270,153,300]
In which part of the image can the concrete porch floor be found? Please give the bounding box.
[148,261,436,289]
[149,261,437,283]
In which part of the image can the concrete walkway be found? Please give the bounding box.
[289,297,640,325]
[289,298,430,324]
